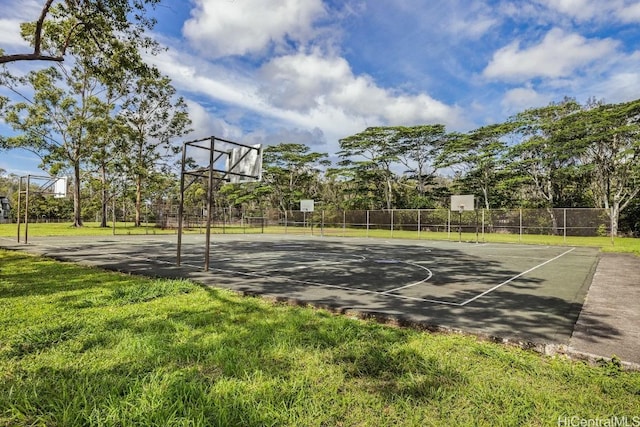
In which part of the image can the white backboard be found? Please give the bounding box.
[226,144,263,184]
[450,194,475,212]
[300,199,314,212]
[53,177,67,198]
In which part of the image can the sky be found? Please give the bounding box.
[2,0,640,177]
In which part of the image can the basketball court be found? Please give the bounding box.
[1,233,601,348]
[5,139,637,366]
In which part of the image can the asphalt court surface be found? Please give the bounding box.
[1,233,602,349]
[183,237,587,307]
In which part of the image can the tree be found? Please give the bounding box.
[573,100,640,236]
[2,65,112,226]
[393,125,448,207]
[0,0,160,65]
[507,98,582,232]
[261,143,330,213]
[339,127,399,210]
[439,124,513,210]
[117,70,191,227]
[1,0,163,227]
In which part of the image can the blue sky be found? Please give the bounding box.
[2,0,640,176]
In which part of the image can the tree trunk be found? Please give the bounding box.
[99,165,108,227]
[482,186,490,210]
[73,161,83,227]
[546,207,558,235]
[135,174,142,227]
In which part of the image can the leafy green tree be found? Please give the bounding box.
[0,168,19,199]
[2,65,113,226]
[261,143,330,213]
[507,98,582,232]
[86,65,149,227]
[1,0,162,227]
[571,99,640,235]
[439,124,515,210]
[393,125,448,208]
[339,127,399,210]
[218,182,270,215]
[0,0,160,65]
[116,70,192,227]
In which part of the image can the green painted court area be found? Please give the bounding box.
[1,234,600,346]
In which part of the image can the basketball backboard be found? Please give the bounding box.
[300,199,314,212]
[53,177,67,198]
[450,195,475,212]
[226,144,263,184]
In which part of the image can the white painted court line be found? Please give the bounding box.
[48,245,457,306]
[189,260,461,306]
[5,238,577,310]
[380,261,433,294]
[459,247,576,306]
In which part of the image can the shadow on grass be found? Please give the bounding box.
[1,244,635,426]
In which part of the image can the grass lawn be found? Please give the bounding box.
[0,222,178,237]
[1,249,639,426]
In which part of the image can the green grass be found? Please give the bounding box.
[265,225,640,255]
[0,221,178,237]
[3,221,640,255]
[3,221,639,258]
[1,250,639,426]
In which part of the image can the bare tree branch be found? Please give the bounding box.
[0,0,61,64]
[0,54,64,64]
[34,0,57,56]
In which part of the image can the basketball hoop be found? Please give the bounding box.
[451,195,474,243]
[177,136,263,271]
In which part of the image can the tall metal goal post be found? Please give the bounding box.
[16,175,68,244]
[176,136,262,271]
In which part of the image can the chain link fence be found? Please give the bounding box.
[156,207,613,239]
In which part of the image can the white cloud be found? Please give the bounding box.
[243,127,326,148]
[483,28,618,81]
[531,0,640,23]
[533,0,601,21]
[0,19,30,48]
[259,52,462,127]
[258,52,352,111]
[150,44,464,157]
[448,2,499,39]
[184,100,243,141]
[501,87,550,112]
[182,0,327,58]
[594,72,640,102]
[0,1,60,50]
[617,2,640,22]
[460,16,499,38]
[582,51,640,103]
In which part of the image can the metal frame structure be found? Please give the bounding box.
[16,175,67,244]
[177,136,262,271]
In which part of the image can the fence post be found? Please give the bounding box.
[481,209,485,242]
[519,208,523,242]
[417,209,421,240]
[391,209,394,238]
[447,209,451,240]
[611,207,615,246]
[321,210,324,237]
[563,208,567,243]
[343,210,346,237]
[366,210,370,238]
[285,210,288,234]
